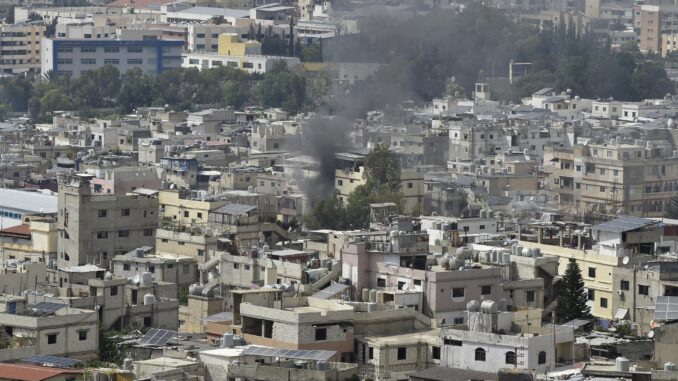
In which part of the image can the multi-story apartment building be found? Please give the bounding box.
[639,4,678,53]
[41,34,183,77]
[0,21,45,74]
[57,173,159,268]
[543,142,678,217]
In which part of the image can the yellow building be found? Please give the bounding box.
[519,241,620,320]
[159,190,228,226]
[217,33,261,57]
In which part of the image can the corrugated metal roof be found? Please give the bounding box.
[212,203,257,215]
[0,189,57,214]
[591,215,657,233]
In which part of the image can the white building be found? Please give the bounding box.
[182,52,300,73]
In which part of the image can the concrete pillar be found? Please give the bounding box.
[518,224,522,241]
[559,229,564,247]
[537,227,542,244]
[577,234,582,250]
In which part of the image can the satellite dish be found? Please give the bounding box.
[648,330,655,339]
[622,256,630,265]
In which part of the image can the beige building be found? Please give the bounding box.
[639,4,678,53]
[57,173,159,268]
[543,142,678,217]
[0,21,45,74]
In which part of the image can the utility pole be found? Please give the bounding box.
[552,310,557,371]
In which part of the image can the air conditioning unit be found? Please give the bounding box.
[617,290,624,296]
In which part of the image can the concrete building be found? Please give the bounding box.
[182,52,300,74]
[112,247,198,287]
[639,4,678,53]
[0,21,45,74]
[543,142,678,217]
[57,174,159,268]
[41,37,183,77]
[0,298,98,361]
[0,188,58,229]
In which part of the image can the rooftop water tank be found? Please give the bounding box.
[480,300,498,314]
[143,293,156,305]
[665,362,677,371]
[467,300,481,312]
[502,252,511,264]
[189,283,204,296]
[616,357,630,372]
[221,333,234,348]
[141,272,153,286]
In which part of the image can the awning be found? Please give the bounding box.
[615,308,629,320]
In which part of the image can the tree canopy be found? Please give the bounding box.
[555,258,592,323]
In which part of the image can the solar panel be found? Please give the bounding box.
[138,328,177,346]
[654,296,678,321]
[311,283,349,300]
[23,355,81,368]
[241,345,335,361]
[30,302,67,312]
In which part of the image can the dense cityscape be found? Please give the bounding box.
[1,0,678,380]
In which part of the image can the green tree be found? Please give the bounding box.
[631,61,674,100]
[555,258,592,323]
[304,192,346,230]
[444,77,466,98]
[0,103,10,121]
[666,192,678,219]
[99,330,123,365]
[222,80,249,109]
[365,144,401,192]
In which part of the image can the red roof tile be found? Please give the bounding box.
[0,364,83,381]
[0,223,31,238]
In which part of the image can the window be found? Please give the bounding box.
[121,209,130,216]
[538,351,546,365]
[377,278,386,287]
[588,267,596,278]
[506,351,516,364]
[148,266,155,273]
[475,348,486,361]
[127,58,143,64]
[78,330,87,341]
[588,289,595,301]
[526,290,535,303]
[600,297,608,308]
[144,229,154,236]
[337,179,343,186]
[639,285,650,295]
[80,47,96,53]
[57,47,73,53]
[197,212,203,219]
[104,59,119,65]
[452,288,465,298]
[620,280,630,290]
[128,46,143,53]
[432,346,440,360]
[144,317,152,327]
[97,231,108,239]
[110,286,118,296]
[104,47,119,53]
[234,263,239,269]
[118,230,129,238]
[444,338,462,346]
[315,327,327,341]
[184,211,189,218]
[243,62,253,69]
[453,317,464,324]
[397,347,407,360]
[481,285,491,295]
[47,333,57,344]
[407,182,413,189]
[479,225,485,230]
[81,58,96,64]
[98,209,107,218]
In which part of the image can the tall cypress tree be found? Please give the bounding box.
[288,16,295,57]
[555,258,591,323]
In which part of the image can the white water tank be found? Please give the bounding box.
[522,248,532,257]
[367,302,377,312]
[221,333,234,348]
[189,283,204,296]
[665,362,677,371]
[123,357,133,371]
[533,248,541,257]
[369,289,377,303]
[362,288,370,301]
[141,272,153,286]
[616,357,630,372]
[484,251,491,263]
[143,293,156,305]
[467,300,480,312]
[502,252,511,264]
[480,300,498,314]
[514,245,523,256]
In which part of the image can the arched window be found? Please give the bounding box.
[538,351,547,365]
[505,351,516,365]
[475,347,486,361]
